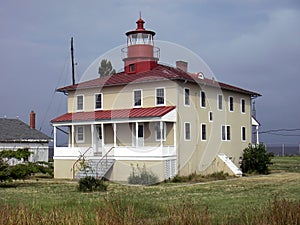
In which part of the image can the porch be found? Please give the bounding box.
[53,119,177,160]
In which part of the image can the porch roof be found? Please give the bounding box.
[51,106,176,123]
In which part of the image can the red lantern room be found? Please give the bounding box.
[122,17,160,74]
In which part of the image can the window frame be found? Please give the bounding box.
[200,91,206,108]
[241,126,246,142]
[218,94,223,111]
[241,98,246,114]
[184,88,190,107]
[76,95,84,111]
[208,111,213,122]
[155,87,165,106]
[76,126,85,143]
[221,125,231,141]
[133,89,143,108]
[95,93,103,110]
[184,122,191,141]
[229,96,234,112]
[201,123,207,141]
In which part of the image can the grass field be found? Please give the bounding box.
[0,156,300,224]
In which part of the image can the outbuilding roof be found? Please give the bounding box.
[51,106,176,123]
[0,118,51,143]
[57,64,261,97]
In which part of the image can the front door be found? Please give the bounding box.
[96,125,103,152]
[138,124,144,147]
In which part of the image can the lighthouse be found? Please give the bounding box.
[122,17,160,74]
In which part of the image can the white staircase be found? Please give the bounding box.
[75,158,115,179]
[218,153,242,176]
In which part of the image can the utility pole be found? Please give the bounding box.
[71,37,75,85]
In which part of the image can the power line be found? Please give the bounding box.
[259,128,300,137]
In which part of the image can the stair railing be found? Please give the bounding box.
[72,147,92,179]
[96,146,115,178]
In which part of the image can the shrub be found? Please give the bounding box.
[240,143,274,174]
[171,171,229,183]
[78,176,108,192]
[128,164,159,185]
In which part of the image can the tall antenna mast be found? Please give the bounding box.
[71,37,75,85]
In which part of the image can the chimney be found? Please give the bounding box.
[176,60,188,72]
[30,110,36,129]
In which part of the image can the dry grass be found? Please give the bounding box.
[0,156,300,224]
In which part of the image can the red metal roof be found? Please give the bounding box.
[57,64,261,97]
[51,106,176,123]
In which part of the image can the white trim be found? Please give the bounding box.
[200,91,206,108]
[228,96,234,112]
[76,95,84,112]
[76,126,85,143]
[184,122,191,141]
[155,87,165,106]
[241,126,246,142]
[217,94,223,111]
[184,88,190,107]
[133,89,143,108]
[94,93,103,110]
[201,123,207,141]
[240,98,246,114]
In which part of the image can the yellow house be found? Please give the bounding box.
[51,17,261,181]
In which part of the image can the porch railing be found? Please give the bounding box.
[96,146,115,178]
[72,147,92,179]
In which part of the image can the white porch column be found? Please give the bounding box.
[101,123,104,147]
[173,122,176,147]
[135,122,138,147]
[91,124,95,149]
[256,125,259,145]
[113,123,117,147]
[53,126,57,148]
[71,125,75,148]
[160,121,163,149]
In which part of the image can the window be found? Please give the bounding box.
[184,122,191,141]
[95,93,102,110]
[129,64,135,72]
[209,111,213,122]
[218,94,223,110]
[76,95,84,111]
[76,126,84,143]
[241,126,246,141]
[241,99,246,113]
[133,90,142,107]
[184,88,190,106]
[201,123,206,141]
[200,91,206,108]
[156,122,166,141]
[156,88,165,106]
[229,96,234,112]
[221,125,231,141]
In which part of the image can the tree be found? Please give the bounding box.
[98,59,116,77]
[240,144,274,175]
